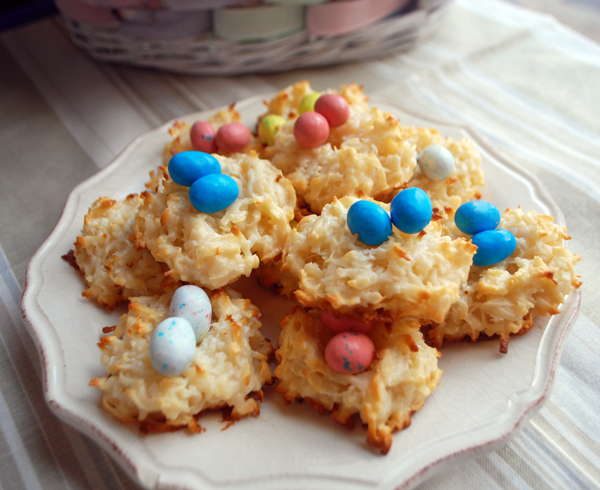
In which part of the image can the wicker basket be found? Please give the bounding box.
[61,0,453,75]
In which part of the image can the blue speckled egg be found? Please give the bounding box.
[169,285,212,342]
[149,317,196,377]
[390,187,432,234]
[347,200,392,247]
[472,229,517,267]
[168,151,221,187]
[189,173,239,213]
[418,144,455,181]
[455,201,501,235]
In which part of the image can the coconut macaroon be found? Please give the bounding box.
[427,208,582,352]
[264,80,368,119]
[264,80,313,118]
[73,195,166,309]
[91,287,273,430]
[253,258,299,299]
[133,153,296,290]
[163,106,261,164]
[264,107,416,214]
[406,126,485,218]
[275,307,441,454]
[282,195,477,324]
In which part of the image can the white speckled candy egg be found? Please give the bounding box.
[149,317,196,377]
[418,144,455,181]
[169,285,212,342]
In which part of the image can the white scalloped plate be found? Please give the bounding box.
[21,95,581,490]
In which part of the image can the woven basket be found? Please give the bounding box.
[61,1,453,75]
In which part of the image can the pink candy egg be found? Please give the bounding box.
[190,121,217,154]
[325,332,375,375]
[314,94,350,128]
[320,310,374,334]
[215,122,250,154]
[293,112,330,149]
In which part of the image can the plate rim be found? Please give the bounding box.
[20,93,581,490]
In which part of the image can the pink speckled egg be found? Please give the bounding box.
[190,121,217,154]
[320,310,374,334]
[325,332,375,375]
[293,112,329,149]
[314,94,350,128]
[215,122,250,154]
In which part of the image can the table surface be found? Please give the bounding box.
[1,0,599,489]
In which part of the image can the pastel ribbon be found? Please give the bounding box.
[307,0,412,36]
[213,4,304,42]
[118,8,211,38]
[54,0,117,24]
[78,0,147,9]
[160,0,257,12]
[264,0,327,5]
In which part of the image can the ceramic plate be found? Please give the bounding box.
[21,95,581,490]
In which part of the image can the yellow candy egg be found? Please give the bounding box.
[299,92,322,114]
[259,114,286,146]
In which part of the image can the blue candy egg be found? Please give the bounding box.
[418,144,455,181]
[169,285,212,342]
[347,200,392,247]
[149,317,197,377]
[472,229,517,267]
[390,187,432,234]
[189,173,239,213]
[168,151,221,187]
[455,201,501,235]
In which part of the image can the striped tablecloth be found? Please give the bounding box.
[1,0,599,488]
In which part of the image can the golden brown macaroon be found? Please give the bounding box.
[428,208,582,352]
[263,80,368,119]
[90,286,273,431]
[262,83,415,214]
[263,80,313,118]
[274,306,442,454]
[133,152,296,290]
[73,195,166,309]
[282,195,477,324]
[253,257,299,299]
[163,106,261,164]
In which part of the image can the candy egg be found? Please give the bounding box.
[314,93,350,128]
[149,317,196,377]
[169,285,212,342]
[418,144,455,181]
[471,229,517,267]
[325,332,375,375]
[320,310,374,334]
[215,122,251,154]
[168,151,221,187]
[347,200,392,247]
[259,114,286,146]
[455,201,501,235]
[293,111,330,148]
[299,91,322,114]
[190,121,217,154]
[390,187,432,234]
[189,173,239,213]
